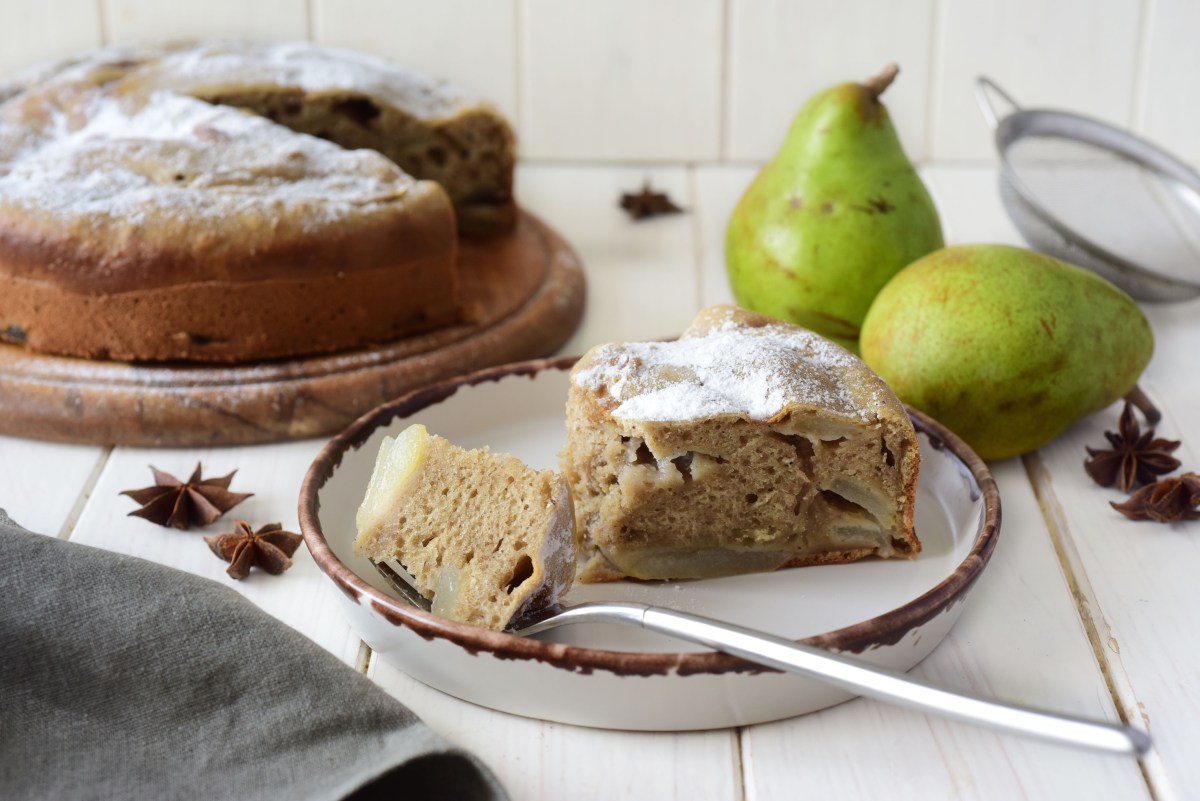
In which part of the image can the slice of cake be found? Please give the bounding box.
[562,305,921,583]
[354,423,576,631]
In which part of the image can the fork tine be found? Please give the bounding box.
[374,557,571,634]
[372,559,433,613]
[506,601,567,634]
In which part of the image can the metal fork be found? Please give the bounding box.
[374,560,1150,757]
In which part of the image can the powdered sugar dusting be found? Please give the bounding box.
[156,41,475,121]
[0,39,482,234]
[573,310,885,423]
[0,89,415,229]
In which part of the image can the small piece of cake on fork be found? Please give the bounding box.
[562,305,921,583]
[354,424,576,631]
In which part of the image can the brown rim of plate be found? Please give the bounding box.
[299,356,1002,677]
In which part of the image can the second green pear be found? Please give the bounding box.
[726,65,943,348]
[860,244,1154,461]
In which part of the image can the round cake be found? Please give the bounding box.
[0,41,517,363]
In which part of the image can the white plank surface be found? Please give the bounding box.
[519,0,723,161]
[368,655,741,801]
[311,0,518,122]
[1138,0,1200,164]
[931,0,1143,161]
[0,437,107,538]
[1031,356,1200,799]
[102,0,309,43]
[0,0,102,76]
[0,0,1189,165]
[725,0,935,162]
[919,165,1025,247]
[65,439,363,664]
[517,164,701,354]
[693,164,753,308]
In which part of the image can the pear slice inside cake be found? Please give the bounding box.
[354,424,576,630]
[562,305,921,583]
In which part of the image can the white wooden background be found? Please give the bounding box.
[4,163,1199,800]
[1,0,1198,164]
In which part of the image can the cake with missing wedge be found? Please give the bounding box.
[354,423,576,631]
[0,40,517,363]
[562,305,921,583]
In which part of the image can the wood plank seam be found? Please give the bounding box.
[55,445,113,540]
[716,0,732,161]
[303,0,314,40]
[1022,452,1168,801]
[924,0,946,162]
[732,727,747,801]
[353,640,372,675]
[96,0,111,45]
[513,0,527,147]
[1131,0,1155,133]
[686,165,707,310]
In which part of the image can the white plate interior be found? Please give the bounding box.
[318,367,986,655]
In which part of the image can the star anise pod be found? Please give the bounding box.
[204,521,303,580]
[1111,473,1200,523]
[620,182,683,220]
[121,463,253,530]
[1084,403,1180,492]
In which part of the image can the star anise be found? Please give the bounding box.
[204,521,303,580]
[620,182,683,220]
[1111,473,1200,523]
[1084,403,1180,492]
[121,463,253,530]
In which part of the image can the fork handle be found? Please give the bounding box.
[528,602,1150,757]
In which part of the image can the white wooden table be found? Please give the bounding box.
[5,163,1198,801]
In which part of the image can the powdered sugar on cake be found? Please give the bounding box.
[158,41,475,121]
[0,39,476,231]
[0,89,414,229]
[573,312,885,423]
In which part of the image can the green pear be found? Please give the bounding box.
[726,64,943,348]
[860,244,1154,461]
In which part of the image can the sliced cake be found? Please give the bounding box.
[354,423,576,631]
[0,40,518,363]
[562,305,921,583]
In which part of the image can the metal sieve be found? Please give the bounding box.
[976,77,1200,302]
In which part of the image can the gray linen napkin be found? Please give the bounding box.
[0,510,507,801]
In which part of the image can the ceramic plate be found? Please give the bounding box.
[300,357,1000,731]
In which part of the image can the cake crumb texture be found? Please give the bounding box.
[354,424,575,631]
[563,305,921,582]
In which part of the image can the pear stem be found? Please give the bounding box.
[1124,384,1161,425]
[863,63,900,100]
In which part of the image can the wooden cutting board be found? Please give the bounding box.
[0,211,585,446]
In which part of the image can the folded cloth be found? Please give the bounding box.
[0,510,507,801]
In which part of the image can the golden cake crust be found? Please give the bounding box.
[563,305,921,582]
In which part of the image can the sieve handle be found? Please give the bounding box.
[976,77,1022,130]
